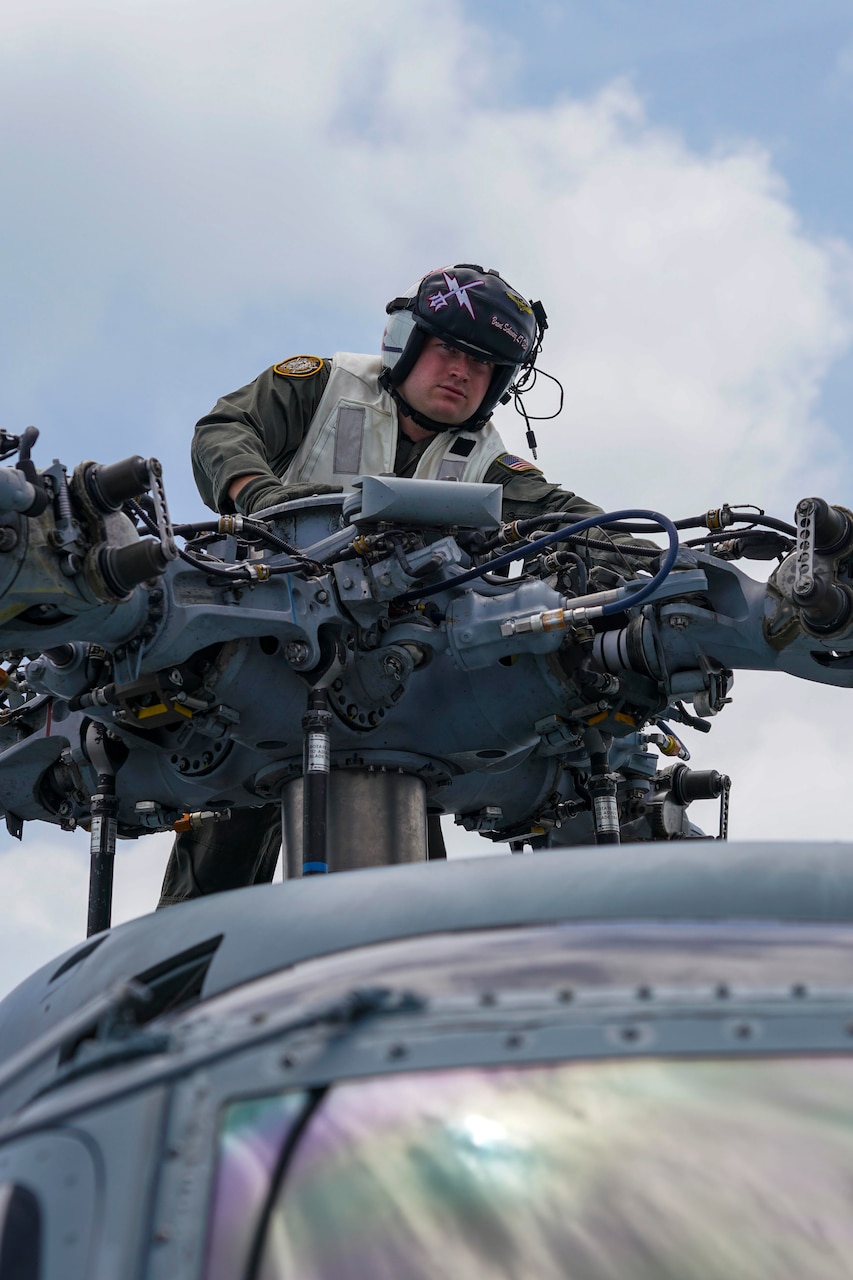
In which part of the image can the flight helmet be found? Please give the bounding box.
[381,264,543,431]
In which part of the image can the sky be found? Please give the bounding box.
[2,0,853,998]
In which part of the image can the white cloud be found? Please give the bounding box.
[0,830,169,1000]
[1,0,853,991]
[3,3,849,504]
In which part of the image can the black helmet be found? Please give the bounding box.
[381,264,542,431]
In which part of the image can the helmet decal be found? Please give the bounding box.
[490,315,529,349]
[427,272,486,319]
[505,291,533,316]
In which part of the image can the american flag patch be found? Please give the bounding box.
[497,453,540,473]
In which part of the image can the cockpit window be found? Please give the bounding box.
[230,1057,853,1279]
[0,1183,41,1280]
[203,1091,310,1280]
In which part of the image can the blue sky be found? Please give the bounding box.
[475,0,853,209]
[2,0,853,994]
[472,0,853,434]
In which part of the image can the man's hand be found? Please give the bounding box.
[233,475,342,516]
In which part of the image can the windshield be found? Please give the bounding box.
[218,1056,853,1280]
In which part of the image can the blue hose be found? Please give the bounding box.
[400,508,680,616]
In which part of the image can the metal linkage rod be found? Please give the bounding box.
[302,689,332,876]
[584,729,621,846]
[85,722,120,936]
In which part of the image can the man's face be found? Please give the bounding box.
[397,336,494,434]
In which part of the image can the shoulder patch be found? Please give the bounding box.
[496,453,541,474]
[273,355,324,378]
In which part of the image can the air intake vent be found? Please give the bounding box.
[58,935,223,1067]
[133,935,224,1021]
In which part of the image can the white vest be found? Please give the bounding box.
[281,352,507,489]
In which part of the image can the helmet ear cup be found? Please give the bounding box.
[484,365,516,418]
[382,312,427,388]
[381,305,414,378]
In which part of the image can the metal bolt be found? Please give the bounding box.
[284,642,310,666]
[383,654,404,679]
[342,577,353,589]
[315,588,328,603]
[667,614,689,630]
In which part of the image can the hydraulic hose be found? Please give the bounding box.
[127,500,305,579]
[400,508,681,614]
[505,509,797,539]
[538,535,660,559]
[172,516,302,557]
[604,513,797,537]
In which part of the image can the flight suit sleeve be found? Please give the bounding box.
[483,455,658,566]
[191,361,332,512]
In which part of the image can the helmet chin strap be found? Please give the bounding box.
[386,382,489,435]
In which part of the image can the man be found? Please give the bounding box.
[159,264,643,905]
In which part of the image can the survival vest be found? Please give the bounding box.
[280,353,507,488]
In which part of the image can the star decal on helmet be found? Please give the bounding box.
[427,272,485,318]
